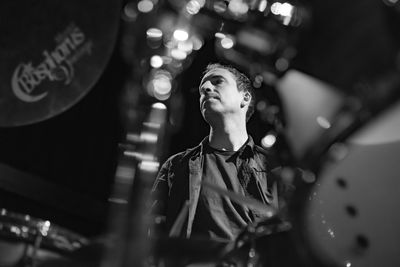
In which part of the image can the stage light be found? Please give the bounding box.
[140,132,158,143]
[171,49,187,60]
[271,2,281,15]
[146,28,163,39]
[137,0,154,13]
[271,2,293,16]
[152,102,167,110]
[186,0,202,14]
[270,2,294,25]
[178,40,194,54]
[228,0,249,16]
[215,32,226,39]
[150,55,163,68]
[148,78,172,101]
[147,70,172,100]
[258,0,268,12]
[221,36,235,49]
[153,78,171,95]
[279,2,294,16]
[154,90,171,101]
[139,160,160,173]
[173,29,189,41]
[261,133,277,148]
[39,221,51,236]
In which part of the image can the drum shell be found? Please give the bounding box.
[293,100,400,267]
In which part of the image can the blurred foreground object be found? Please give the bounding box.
[101,103,168,267]
[0,0,120,126]
[0,208,88,267]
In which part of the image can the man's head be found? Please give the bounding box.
[199,63,255,124]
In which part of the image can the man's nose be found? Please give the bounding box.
[202,81,214,93]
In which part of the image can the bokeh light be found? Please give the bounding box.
[261,133,277,148]
[150,55,163,68]
[173,29,189,41]
[137,0,154,13]
[146,28,163,39]
[171,49,187,60]
[221,35,235,49]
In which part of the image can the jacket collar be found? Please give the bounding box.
[193,135,255,159]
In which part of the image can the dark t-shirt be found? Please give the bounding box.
[191,144,256,241]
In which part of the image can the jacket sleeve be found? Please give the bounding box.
[150,158,171,218]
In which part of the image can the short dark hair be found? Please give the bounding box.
[203,63,255,121]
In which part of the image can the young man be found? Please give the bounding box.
[151,63,283,241]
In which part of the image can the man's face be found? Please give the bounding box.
[199,68,246,121]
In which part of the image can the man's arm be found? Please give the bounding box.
[149,158,171,236]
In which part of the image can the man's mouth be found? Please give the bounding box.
[204,93,220,100]
[202,96,219,106]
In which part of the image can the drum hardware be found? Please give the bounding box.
[0,208,89,267]
[24,221,50,267]
[217,216,294,267]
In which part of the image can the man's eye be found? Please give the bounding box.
[212,78,223,85]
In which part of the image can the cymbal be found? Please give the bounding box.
[0,0,121,127]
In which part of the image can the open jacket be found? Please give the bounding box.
[151,136,288,238]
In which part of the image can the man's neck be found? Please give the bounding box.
[208,118,248,151]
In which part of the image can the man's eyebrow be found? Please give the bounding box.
[200,74,226,85]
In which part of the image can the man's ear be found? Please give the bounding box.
[241,91,251,107]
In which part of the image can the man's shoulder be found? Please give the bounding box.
[163,143,201,165]
[252,144,280,169]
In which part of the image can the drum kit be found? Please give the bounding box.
[1,0,400,267]
[0,208,89,267]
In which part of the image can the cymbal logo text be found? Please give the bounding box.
[11,23,92,102]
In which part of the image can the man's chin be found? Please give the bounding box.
[201,108,222,123]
